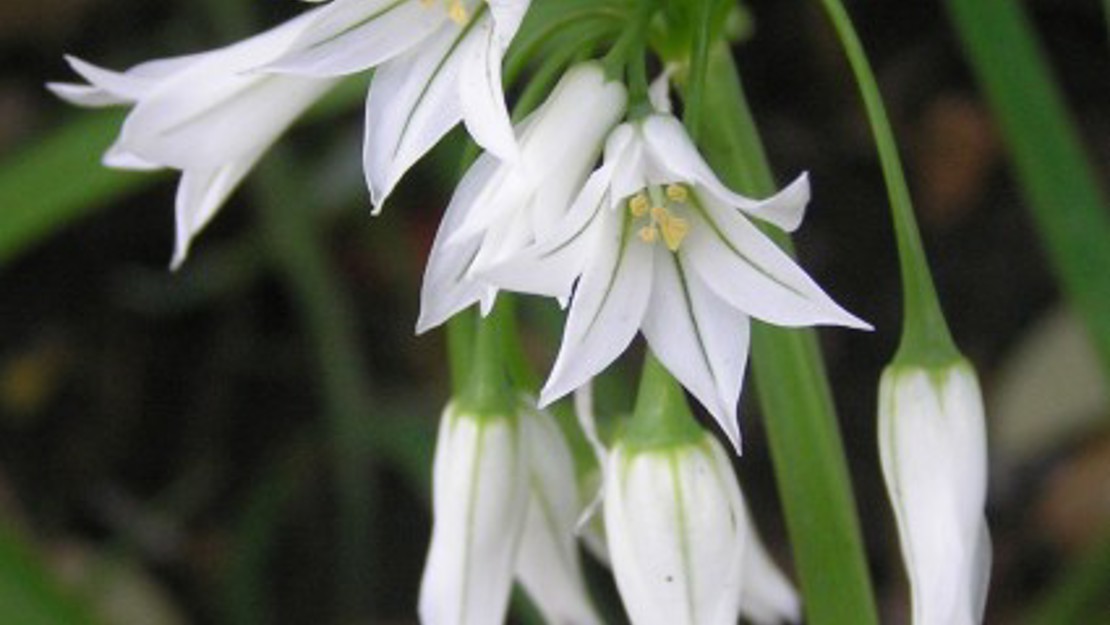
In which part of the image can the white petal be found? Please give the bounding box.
[572,385,609,533]
[479,158,614,300]
[515,407,602,625]
[740,507,802,625]
[683,193,870,329]
[539,211,654,407]
[170,154,261,269]
[265,0,444,76]
[449,62,627,242]
[117,74,336,170]
[419,407,529,625]
[640,250,751,453]
[363,24,467,210]
[642,115,808,232]
[47,82,130,107]
[416,152,503,333]
[458,14,518,161]
[647,69,674,114]
[486,0,531,47]
[102,145,163,171]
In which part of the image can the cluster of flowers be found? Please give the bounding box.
[52,0,990,623]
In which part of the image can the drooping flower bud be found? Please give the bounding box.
[879,360,991,625]
[604,432,748,625]
[418,403,528,625]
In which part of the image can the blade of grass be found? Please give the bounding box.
[699,44,879,625]
[0,524,100,625]
[944,0,1110,376]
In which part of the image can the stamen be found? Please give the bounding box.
[665,184,689,203]
[629,193,650,217]
[448,0,469,24]
[658,214,690,251]
[638,226,658,244]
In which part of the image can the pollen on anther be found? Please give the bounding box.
[665,184,689,203]
[659,216,690,251]
[629,193,650,217]
[448,0,468,23]
[638,226,658,244]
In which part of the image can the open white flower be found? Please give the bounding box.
[486,113,869,452]
[879,361,991,625]
[48,10,339,268]
[416,62,627,332]
[266,0,532,210]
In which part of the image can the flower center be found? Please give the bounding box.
[627,184,691,252]
[420,0,470,25]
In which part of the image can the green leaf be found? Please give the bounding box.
[944,0,1110,377]
[0,112,158,266]
[0,524,99,625]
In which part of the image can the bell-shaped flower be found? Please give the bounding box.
[419,402,529,625]
[604,432,748,625]
[48,10,340,268]
[416,62,627,332]
[265,0,532,209]
[485,112,869,452]
[515,404,602,625]
[878,360,991,625]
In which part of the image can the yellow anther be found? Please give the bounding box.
[420,0,435,6]
[650,206,668,222]
[665,184,689,203]
[658,214,690,251]
[638,226,658,244]
[448,0,469,24]
[629,193,650,217]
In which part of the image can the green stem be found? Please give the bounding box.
[681,0,714,141]
[253,153,376,623]
[817,0,958,367]
[455,303,517,417]
[944,0,1110,377]
[699,44,879,625]
[622,352,703,450]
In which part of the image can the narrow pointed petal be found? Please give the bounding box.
[479,160,614,300]
[642,115,808,232]
[515,408,602,625]
[363,24,466,210]
[641,251,750,452]
[170,154,261,269]
[417,152,503,333]
[449,62,627,241]
[740,510,802,625]
[419,408,529,625]
[486,0,531,47]
[265,0,444,76]
[683,194,870,329]
[458,14,518,161]
[47,82,130,107]
[540,213,654,407]
[118,74,336,170]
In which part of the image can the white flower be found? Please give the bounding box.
[879,361,992,625]
[416,62,627,332]
[485,113,869,452]
[48,10,340,268]
[574,385,800,625]
[419,403,528,625]
[604,433,748,625]
[515,404,602,625]
[266,0,532,209]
